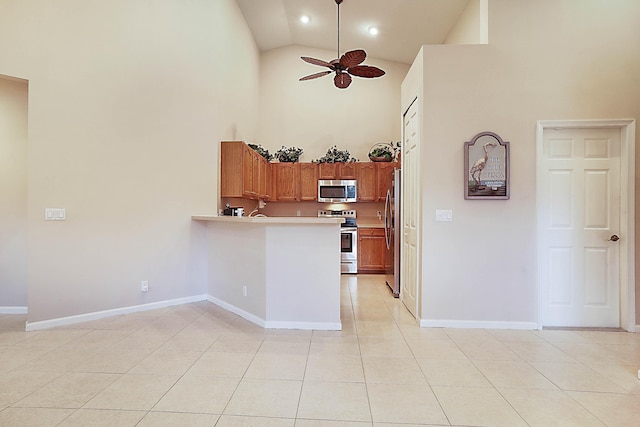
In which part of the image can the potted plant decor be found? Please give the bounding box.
[368,141,401,162]
[275,146,304,163]
[313,145,357,163]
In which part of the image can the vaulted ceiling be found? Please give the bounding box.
[236,0,470,64]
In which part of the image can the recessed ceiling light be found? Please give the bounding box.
[368,26,379,36]
[300,15,311,24]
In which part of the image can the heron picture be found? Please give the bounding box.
[464,132,510,200]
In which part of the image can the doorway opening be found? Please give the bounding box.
[0,74,29,314]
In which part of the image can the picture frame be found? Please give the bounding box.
[464,131,510,200]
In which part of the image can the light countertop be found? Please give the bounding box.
[357,218,385,228]
[192,215,344,225]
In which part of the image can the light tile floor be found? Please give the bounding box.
[1,274,639,426]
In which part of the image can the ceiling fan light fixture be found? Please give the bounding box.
[334,72,352,89]
[368,26,379,36]
[300,15,311,24]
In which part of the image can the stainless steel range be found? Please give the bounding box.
[318,209,357,274]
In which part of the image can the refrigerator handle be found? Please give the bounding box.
[384,189,391,249]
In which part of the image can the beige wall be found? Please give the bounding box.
[0,0,260,322]
[410,0,640,326]
[444,0,487,44]
[0,76,28,308]
[258,45,410,162]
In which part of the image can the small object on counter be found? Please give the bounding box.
[223,206,244,216]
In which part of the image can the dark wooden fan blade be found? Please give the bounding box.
[301,56,334,69]
[340,49,366,68]
[348,65,386,78]
[334,72,352,89]
[299,70,332,81]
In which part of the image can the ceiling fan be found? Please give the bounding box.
[299,0,385,89]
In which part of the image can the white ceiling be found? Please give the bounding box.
[236,0,470,64]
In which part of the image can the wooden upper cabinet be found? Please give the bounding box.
[268,162,277,201]
[340,162,357,179]
[220,141,269,200]
[318,163,338,179]
[318,162,357,180]
[220,141,248,198]
[260,160,271,201]
[376,162,397,202]
[299,163,318,201]
[356,163,377,201]
[248,146,259,198]
[273,163,299,201]
[221,140,397,203]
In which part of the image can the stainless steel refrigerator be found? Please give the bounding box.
[384,168,400,297]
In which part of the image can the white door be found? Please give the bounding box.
[401,99,420,318]
[540,127,621,327]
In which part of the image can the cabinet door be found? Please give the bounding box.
[220,141,244,198]
[274,163,299,201]
[251,149,261,199]
[318,162,358,180]
[356,163,377,201]
[262,161,271,201]
[299,163,318,201]
[318,163,338,179]
[339,162,357,179]
[242,144,256,198]
[256,156,270,200]
[376,162,397,202]
[357,228,386,273]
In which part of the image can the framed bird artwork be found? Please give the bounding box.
[464,131,510,200]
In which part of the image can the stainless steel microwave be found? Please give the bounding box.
[318,180,357,203]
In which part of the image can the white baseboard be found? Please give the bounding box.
[206,295,342,331]
[264,320,342,331]
[420,318,538,330]
[206,295,266,328]
[0,306,28,315]
[25,295,208,332]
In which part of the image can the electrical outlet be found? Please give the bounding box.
[242,285,248,297]
[141,281,149,292]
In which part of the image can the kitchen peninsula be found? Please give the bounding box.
[192,215,343,330]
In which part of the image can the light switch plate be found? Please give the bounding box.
[45,208,66,221]
[435,209,453,222]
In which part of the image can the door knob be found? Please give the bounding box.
[609,234,620,242]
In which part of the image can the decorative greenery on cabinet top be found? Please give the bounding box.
[245,140,401,163]
[275,146,304,163]
[313,145,357,163]
[368,141,401,162]
[248,143,274,161]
